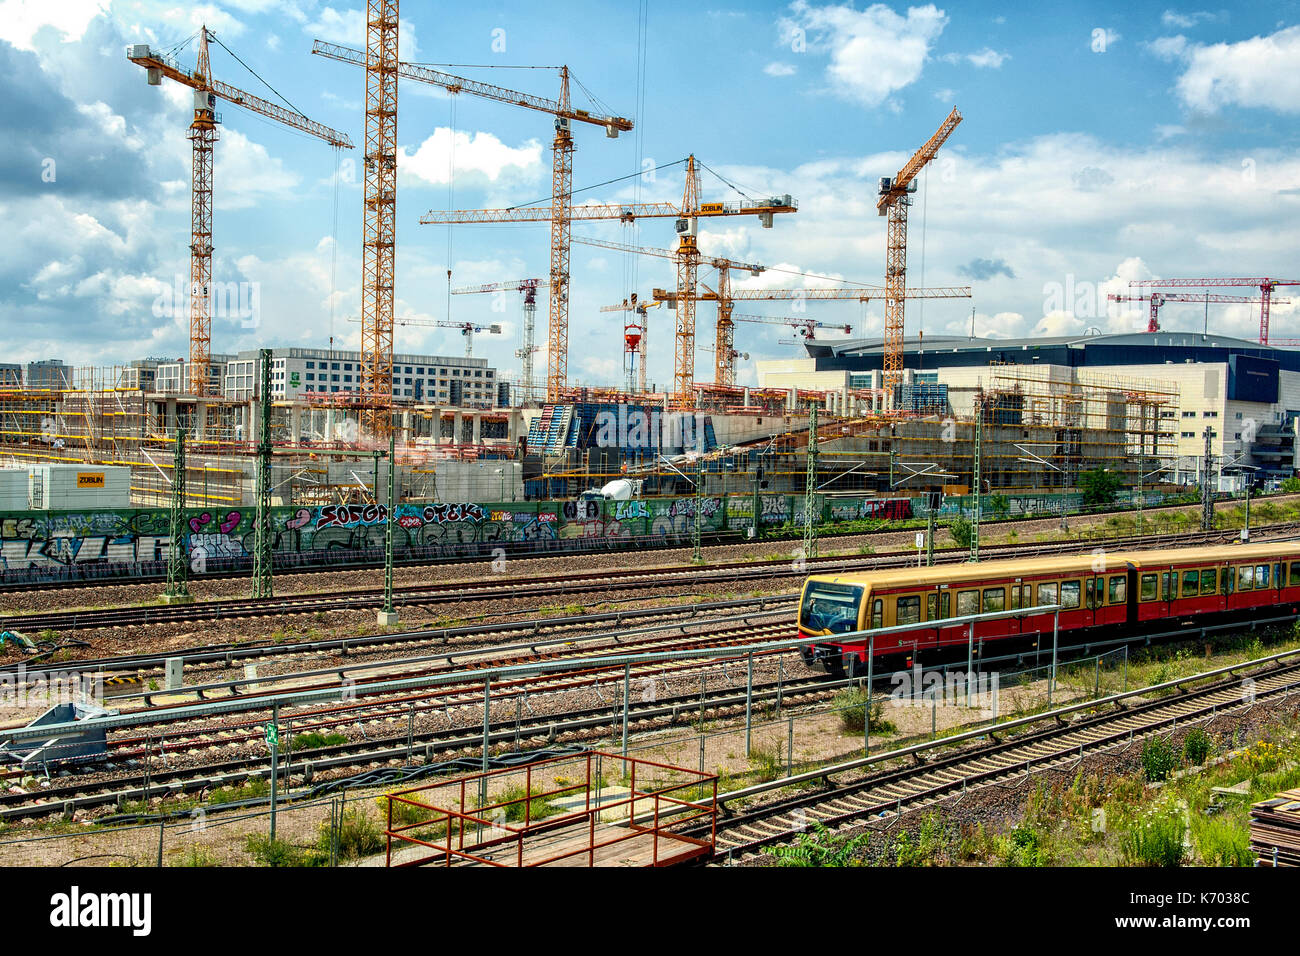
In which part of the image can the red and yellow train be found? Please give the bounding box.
[797,542,1300,674]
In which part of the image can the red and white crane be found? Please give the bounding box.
[1128,278,1300,344]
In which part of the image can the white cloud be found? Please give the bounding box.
[778,1,947,107]
[400,128,543,187]
[1147,34,1188,60]
[764,61,797,76]
[941,47,1009,68]
[0,0,107,50]
[304,6,420,59]
[1170,26,1300,114]
[1161,9,1217,29]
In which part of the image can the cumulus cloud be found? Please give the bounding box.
[400,128,543,187]
[777,1,947,107]
[1163,26,1300,114]
[1161,9,1218,29]
[0,0,108,51]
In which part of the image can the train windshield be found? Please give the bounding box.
[800,581,864,634]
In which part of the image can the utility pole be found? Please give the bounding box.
[692,458,704,564]
[926,492,937,567]
[252,349,274,599]
[970,410,982,562]
[750,460,762,540]
[1201,426,1215,532]
[162,427,192,604]
[803,404,819,559]
[378,427,399,625]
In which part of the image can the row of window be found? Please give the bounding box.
[871,562,1299,627]
[302,360,491,378]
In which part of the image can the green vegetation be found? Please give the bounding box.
[834,687,896,735]
[1183,728,1214,766]
[1120,806,1187,867]
[1079,467,1122,506]
[1141,738,1179,782]
[947,515,974,549]
[290,731,348,750]
[768,821,868,867]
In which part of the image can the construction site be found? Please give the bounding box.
[7,8,1293,518]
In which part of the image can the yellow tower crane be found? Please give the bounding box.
[878,107,962,393]
[127,29,353,396]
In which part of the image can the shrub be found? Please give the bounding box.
[1141,737,1178,782]
[768,821,866,867]
[1121,806,1187,867]
[834,688,895,735]
[245,834,326,867]
[322,808,384,861]
[999,824,1052,867]
[948,515,974,548]
[291,731,347,750]
[1182,728,1213,766]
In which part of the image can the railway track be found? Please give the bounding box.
[0,667,834,821]
[689,655,1300,863]
[2,524,1284,634]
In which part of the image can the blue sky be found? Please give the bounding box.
[3,1,1300,389]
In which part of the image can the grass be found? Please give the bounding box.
[290,731,348,750]
[767,821,868,867]
[1120,806,1187,867]
[207,777,271,805]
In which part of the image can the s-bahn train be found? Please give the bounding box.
[797,541,1300,674]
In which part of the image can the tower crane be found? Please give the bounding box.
[420,155,798,402]
[1107,292,1286,333]
[313,30,631,435]
[1128,277,1300,344]
[877,107,962,391]
[729,313,853,340]
[651,283,970,387]
[575,233,763,391]
[127,29,353,396]
[350,315,501,358]
[599,293,666,393]
[451,279,547,402]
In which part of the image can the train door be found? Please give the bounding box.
[1125,564,1138,628]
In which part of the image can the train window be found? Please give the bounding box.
[896,595,921,626]
[1161,572,1172,600]
[1061,581,1081,608]
[1200,569,1216,595]
[1275,564,1283,587]
[1291,563,1300,587]
[1222,567,1234,594]
[1257,565,1270,588]
[1037,582,1059,606]
[871,599,882,629]
[1010,585,1021,610]
[957,590,979,616]
[927,593,938,621]
[1022,584,1033,608]
[1108,575,1126,604]
[801,581,865,634]
[1181,570,1199,597]
[1238,566,1253,590]
[1140,574,1158,601]
[983,588,1005,612]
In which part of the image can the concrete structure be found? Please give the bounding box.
[223,348,497,408]
[24,359,70,390]
[760,330,1300,482]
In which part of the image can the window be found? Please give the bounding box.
[1200,569,1216,595]
[1290,562,1300,587]
[1238,566,1254,591]
[1108,575,1126,604]
[1181,570,1200,597]
[1161,572,1173,600]
[957,590,979,616]
[1257,564,1270,588]
[871,599,882,629]
[306,361,315,369]
[896,595,921,626]
[927,593,938,620]
[982,588,1005,613]
[1140,574,1158,602]
[1061,581,1081,608]
[306,372,314,381]
[1223,568,1234,594]
[799,581,863,634]
[1037,582,1059,606]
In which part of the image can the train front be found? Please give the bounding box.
[797,577,866,672]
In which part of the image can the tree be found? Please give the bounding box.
[1282,476,1300,494]
[1079,467,1121,506]
[948,515,973,548]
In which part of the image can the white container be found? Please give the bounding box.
[0,469,28,511]
[29,464,131,510]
